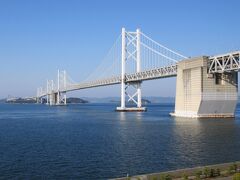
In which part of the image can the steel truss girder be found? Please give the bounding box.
[125,65,177,82]
[38,64,177,96]
[208,51,240,73]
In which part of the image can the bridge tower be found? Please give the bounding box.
[48,80,56,106]
[56,70,67,105]
[48,70,67,106]
[116,28,146,112]
[36,87,45,104]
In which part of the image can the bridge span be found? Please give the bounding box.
[56,65,177,92]
[36,28,240,118]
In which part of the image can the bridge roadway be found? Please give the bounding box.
[39,64,177,97]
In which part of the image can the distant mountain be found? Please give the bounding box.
[143,96,175,103]
[67,97,88,104]
[6,98,36,104]
[81,96,174,104]
[110,98,151,104]
[142,99,151,104]
[2,96,174,104]
[4,97,88,104]
[83,97,119,103]
[0,98,6,103]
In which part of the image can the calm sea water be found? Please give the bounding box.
[0,103,240,179]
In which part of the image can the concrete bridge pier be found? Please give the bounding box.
[36,97,44,104]
[171,56,238,118]
[36,97,40,104]
[49,92,57,106]
[48,91,66,106]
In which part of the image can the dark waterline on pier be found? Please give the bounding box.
[0,103,240,179]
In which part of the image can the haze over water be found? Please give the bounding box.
[0,103,240,179]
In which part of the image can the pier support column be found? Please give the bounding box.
[117,28,126,110]
[49,92,57,106]
[136,28,142,109]
[36,97,42,104]
[121,28,126,109]
[56,91,67,106]
[46,94,49,105]
[171,56,238,118]
[137,83,142,108]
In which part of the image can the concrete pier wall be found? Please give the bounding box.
[49,92,57,106]
[171,56,238,118]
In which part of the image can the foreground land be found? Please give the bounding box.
[113,161,240,180]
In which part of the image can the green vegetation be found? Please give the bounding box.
[203,167,210,178]
[210,168,220,177]
[159,174,172,180]
[150,176,158,180]
[233,173,240,180]
[220,170,229,177]
[216,168,221,177]
[228,163,238,174]
[195,170,202,179]
[181,173,188,180]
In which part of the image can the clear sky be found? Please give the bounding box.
[0,0,239,98]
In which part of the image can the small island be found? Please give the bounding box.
[66,97,88,104]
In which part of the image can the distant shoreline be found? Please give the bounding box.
[0,96,177,104]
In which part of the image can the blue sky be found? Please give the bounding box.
[0,0,239,98]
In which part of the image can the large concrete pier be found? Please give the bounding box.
[171,56,238,118]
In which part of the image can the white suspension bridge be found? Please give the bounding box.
[36,28,240,116]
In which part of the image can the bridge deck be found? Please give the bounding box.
[63,65,177,92]
[39,65,177,97]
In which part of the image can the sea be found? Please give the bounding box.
[0,103,240,179]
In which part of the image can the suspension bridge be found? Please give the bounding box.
[36,28,240,117]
